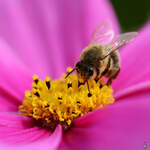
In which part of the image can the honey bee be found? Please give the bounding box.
[66,21,137,93]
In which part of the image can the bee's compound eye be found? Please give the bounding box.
[87,66,94,76]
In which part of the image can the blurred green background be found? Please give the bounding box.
[110,0,150,32]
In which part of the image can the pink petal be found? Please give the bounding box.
[0,112,62,150]
[0,112,38,144]
[0,89,18,112]
[115,81,150,100]
[60,84,150,150]
[112,21,150,93]
[0,39,32,103]
[0,0,119,79]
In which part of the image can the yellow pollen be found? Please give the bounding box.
[19,68,115,130]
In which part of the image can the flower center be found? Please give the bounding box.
[19,68,114,131]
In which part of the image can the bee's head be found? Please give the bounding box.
[65,61,94,94]
[75,61,94,80]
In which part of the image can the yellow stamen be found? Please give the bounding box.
[19,68,115,130]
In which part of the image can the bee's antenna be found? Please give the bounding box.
[65,68,76,79]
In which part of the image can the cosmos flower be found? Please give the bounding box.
[0,0,150,150]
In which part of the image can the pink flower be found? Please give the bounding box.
[0,0,150,150]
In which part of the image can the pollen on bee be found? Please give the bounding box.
[19,67,115,131]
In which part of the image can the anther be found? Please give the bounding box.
[46,81,51,89]
[58,97,62,100]
[78,81,84,87]
[45,77,51,89]
[67,83,72,88]
[99,84,103,88]
[33,75,39,84]
[94,78,99,83]
[45,104,50,108]
[34,79,39,84]
[67,108,70,113]
[34,92,40,97]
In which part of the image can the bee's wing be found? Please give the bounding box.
[103,32,138,57]
[90,21,115,45]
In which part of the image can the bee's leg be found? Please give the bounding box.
[106,67,120,85]
[78,80,85,87]
[94,68,100,83]
[106,51,120,85]
[107,78,112,85]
